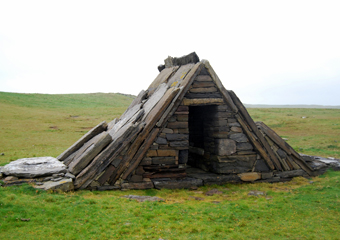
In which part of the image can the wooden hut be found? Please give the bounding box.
[57,52,313,190]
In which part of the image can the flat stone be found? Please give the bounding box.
[152,177,203,189]
[254,159,271,172]
[229,133,248,143]
[236,142,253,151]
[248,190,266,197]
[35,178,74,192]
[230,126,242,133]
[65,172,76,179]
[238,172,261,182]
[205,189,223,196]
[2,157,66,178]
[122,195,164,202]
[4,176,18,181]
[215,139,236,155]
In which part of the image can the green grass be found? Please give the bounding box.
[1,172,340,239]
[1,92,340,239]
[0,92,134,164]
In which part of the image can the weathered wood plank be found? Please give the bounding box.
[235,114,275,170]
[57,121,107,161]
[189,87,218,93]
[108,88,180,184]
[73,122,143,189]
[147,66,178,95]
[257,121,313,174]
[68,132,112,175]
[142,83,169,121]
[229,91,283,170]
[167,121,188,129]
[264,135,291,171]
[195,75,212,82]
[192,82,215,88]
[121,128,160,179]
[110,104,142,135]
[182,98,224,106]
[120,90,147,120]
[97,164,116,185]
[185,92,222,99]
[167,64,195,88]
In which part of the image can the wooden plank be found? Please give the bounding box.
[110,104,142,135]
[235,114,275,170]
[192,82,215,88]
[147,66,178,95]
[256,122,292,154]
[108,88,180,184]
[167,64,195,88]
[229,90,283,170]
[201,60,238,113]
[182,98,224,106]
[97,164,116,185]
[120,90,147,120]
[68,131,113,175]
[257,121,313,174]
[195,75,212,81]
[167,121,188,129]
[57,121,107,161]
[121,128,160,179]
[264,135,291,171]
[143,83,169,120]
[73,122,143,189]
[189,87,218,93]
[287,155,301,170]
[185,92,222,99]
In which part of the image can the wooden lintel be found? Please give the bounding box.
[182,98,224,106]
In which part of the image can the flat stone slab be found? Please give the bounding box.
[121,195,164,202]
[34,178,74,192]
[2,157,67,178]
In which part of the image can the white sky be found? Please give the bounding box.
[0,0,339,105]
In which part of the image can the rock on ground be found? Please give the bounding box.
[34,178,74,192]
[1,157,66,178]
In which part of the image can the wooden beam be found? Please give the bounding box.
[121,128,160,179]
[182,98,224,106]
[235,114,275,170]
[57,121,107,161]
[229,90,283,171]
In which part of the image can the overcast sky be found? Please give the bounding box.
[0,0,339,105]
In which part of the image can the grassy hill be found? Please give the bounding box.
[1,92,340,239]
[0,92,134,164]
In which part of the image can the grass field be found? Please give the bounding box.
[1,92,340,239]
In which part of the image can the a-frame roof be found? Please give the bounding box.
[57,53,313,190]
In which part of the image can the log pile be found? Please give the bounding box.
[56,52,315,190]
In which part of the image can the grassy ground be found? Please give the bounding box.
[1,92,340,239]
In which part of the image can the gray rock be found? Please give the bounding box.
[4,176,18,181]
[34,178,74,192]
[52,177,63,182]
[65,172,75,179]
[215,139,236,155]
[229,133,248,143]
[122,195,164,202]
[43,176,53,181]
[248,190,266,197]
[2,157,66,178]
